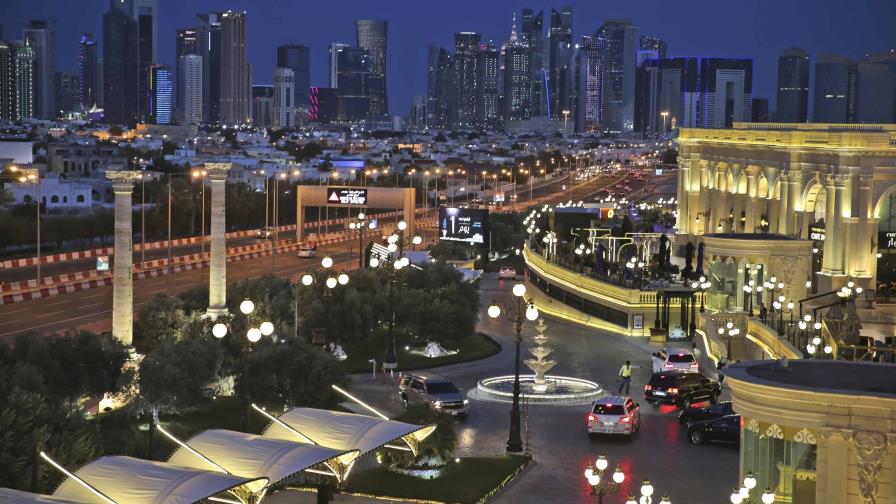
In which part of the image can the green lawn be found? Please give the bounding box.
[339,332,501,374]
[343,456,530,504]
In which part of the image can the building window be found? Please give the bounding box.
[742,418,817,502]
[63,196,68,203]
[51,195,59,203]
[77,195,85,203]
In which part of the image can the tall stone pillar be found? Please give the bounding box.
[787,174,802,236]
[851,174,875,278]
[107,171,142,345]
[776,173,790,234]
[206,163,232,319]
[745,168,758,232]
[822,174,848,275]
[676,154,691,234]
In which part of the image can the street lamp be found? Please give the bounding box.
[297,256,349,342]
[633,479,669,504]
[730,472,774,504]
[8,167,41,283]
[371,253,409,371]
[488,283,539,453]
[583,455,625,503]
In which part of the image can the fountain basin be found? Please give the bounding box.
[469,375,603,405]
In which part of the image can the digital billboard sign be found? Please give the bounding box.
[326,187,368,206]
[439,207,489,246]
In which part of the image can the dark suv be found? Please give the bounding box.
[399,373,469,418]
[643,371,721,409]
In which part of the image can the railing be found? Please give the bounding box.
[746,318,802,359]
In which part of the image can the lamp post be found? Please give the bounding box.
[743,280,755,316]
[9,167,41,283]
[583,455,625,504]
[298,256,350,343]
[660,111,669,135]
[488,283,539,454]
[211,298,273,432]
[628,479,670,504]
[729,472,775,504]
[191,168,208,256]
[371,251,409,372]
[719,320,740,361]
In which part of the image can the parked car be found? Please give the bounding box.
[644,371,721,409]
[297,245,316,258]
[678,401,735,427]
[687,414,741,445]
[586,396,641,438]
[650,348,699,373]
[399,373,469,418]
[498,267,517,279]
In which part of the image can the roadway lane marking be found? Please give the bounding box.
[0,309,113,337]
[35,310,67,319]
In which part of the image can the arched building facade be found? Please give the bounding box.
[675,123,896,294]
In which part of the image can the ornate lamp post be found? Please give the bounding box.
[488,283,539,454]
[297,257,349,342]
[743,280,754,316]
[211,298,273,431]
[583,455,625,504]
[729,472,775,504]
[627,479,670,504]
[372,250,409,372]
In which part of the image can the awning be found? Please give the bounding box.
[167,429,360,483]
[0,489,82,504]
[52,455,268,504]
[262,408,436,457]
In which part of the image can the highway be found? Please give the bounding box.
[0,172,623,339]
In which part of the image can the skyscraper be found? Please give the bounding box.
[15,41,35,120]
[273,67,295,129]
[521,10,544,117]
[103,2,138,124]
[700,58,753,128]
[329,42,349,88]
[176,28,198,59]
[634,50,659,135]
[502,14,531,122]
[580,35,601,131]
[813,54,852,123]
[251,85,274,127]
[595,20,638,132]
[855,53,896,124]
[219,10,250,125]
[639,35,667,59]
[149,64,172,124]
[428,46,454,130]
[197,13,222,123]
[22,20,55,119]
[277,44,311,120]
[657,57,699,130]
[477,40,499,128]
[133,0,158,121]
[79,34,99,107]
[0,42,16,120]
[309,87,337,123]
[356,20,387,116]
[776,47,810,122]
[548,6,573,119]
[55,72,79,113]
[336,46,370,122]
[178,54,202,124]
[453,32,481,129]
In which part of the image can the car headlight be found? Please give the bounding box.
[463,399,469,405]
[434,401,442,408]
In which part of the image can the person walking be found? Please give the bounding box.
[618,360,632,395]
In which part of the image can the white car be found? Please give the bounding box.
[498,267,517,279]
[297,246,316,258]
[651,348,699,373]
[587,396,641,438]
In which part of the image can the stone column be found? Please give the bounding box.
[107,171,142,345]
[787,173,802,236]
[675,153,691,234]
[851,174,875,278]
[745,168,758,233]
[822,174,848,275]
[776,173,790,234]
[206,163,232,319]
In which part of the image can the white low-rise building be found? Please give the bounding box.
[11,173,94,208]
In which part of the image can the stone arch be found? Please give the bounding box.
[756,174,770,199]
[803,180,826,222]
[873,180,896,219]
[772,178,782,200]
[736,172,748,194]
[50,195,59,203]
[726,171,735,193]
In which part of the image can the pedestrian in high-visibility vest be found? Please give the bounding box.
[618,360,632,395]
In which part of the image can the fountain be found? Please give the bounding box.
[470,319,603,405]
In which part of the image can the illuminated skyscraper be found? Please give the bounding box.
[16,40,35,120]
[336,46,370,122]
[149,64,172,124]
[273,67,296,129]
[521,9,544,117]
[277,44,310,121]
[776,47,810,122]
[23,20,55,119]
[197,12,221,123]
[700,58,753,128]
[639,35,667,59]
[0,41,16,120]
[329,42,349,88]
[356,20,387,116]
[454,32,481,129]
[178,54,202,124]
[594,20,638,132]
[502,13,531,122]
[219,10,250,125]
[79,33,99,107]
[477,40,499,128]
[548,6,573,119]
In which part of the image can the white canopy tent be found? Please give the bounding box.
[261,408,436,457]
[166,429,360,487]
[51,455,268,504]
[0,489,81,504]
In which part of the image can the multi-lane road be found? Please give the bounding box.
[0,171,626,339]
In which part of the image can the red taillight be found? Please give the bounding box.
[664,363,674,368]
[618,416,631,423]
[690,363,699,368]
[668,388,679,394]
[588,414,596,423]
[644,384,652,391]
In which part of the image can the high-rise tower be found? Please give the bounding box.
[356,20,387,116]
[277,44,310,120]
[23,20,55,119]
[548,6,573,119]
[503,13,531,122]
[79,33,99,107]
[776,47,810,122]
[218,10,250,125]
[454,32,481,129]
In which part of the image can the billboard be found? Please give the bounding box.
[439,207,489,246]
[326,187,368,206]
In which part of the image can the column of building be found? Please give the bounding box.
[774,168,789,234]
[106,171,142,345]
[206,163,232,318]
[821,173,849,275]
[744,167,758,233]
[730,165,745,232]
[846,173,876,284]
[786,171,803,237]
[675,150,692,235]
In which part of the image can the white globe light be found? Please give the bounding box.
[739,487,750,498]
[212,323,228,339]
[338,273,349,285]
[807,343,816,354]
[398,220,407,231]
[512,284,527,297]
[326,277,338,289]
[595,456,609,471]
[412,236,422,245]
[813,322,822,330]
[368,222,376,229]
[612,468,624,484]
[358,212,365,220]
[321,256,334,269]
[401,257,410,267]
[584,467,594,479]
[824,344,832,354]
[640,481,654,497]
[586,473,600,486]
[349,222,356,229]
[387,243,398,252]
[259,321,275,336]
[812,336,822,346]
[744,473,757,490]
[730,491,744,504]
[369,257,380,268]
[302,274,314,286]
[239,299,255,315]
[761,490,776,504]
[525,305,539,321]
[488,304,501,319]
[247,328,262,343]
[394,260,404,270]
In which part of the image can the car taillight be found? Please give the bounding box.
[618,416,631,423]
[588,414,596,423]
[664,363,674,368]
[668,388,679,394]
[690,362,699,368]
[644,384,652,391]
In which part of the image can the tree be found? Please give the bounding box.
[138,337,222,421]
[379,404,457,470]
[133,294,187,354]
[244,338,347,409]
[661,148,678,165]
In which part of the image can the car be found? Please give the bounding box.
[678,401,735,427]
[498,267,517,279]
[651,348,699,373]
[643,371,721,409]
[399,373,469,418]
[686,414,741,445]
[587,396,641,438]
[256,227,274,240]
[297,245,316,258]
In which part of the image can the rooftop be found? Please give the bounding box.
[704,233,797,241]
[723,360,896,398]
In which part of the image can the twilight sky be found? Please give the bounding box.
[3,0,895,117]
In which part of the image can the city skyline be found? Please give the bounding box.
[2,0,893,117]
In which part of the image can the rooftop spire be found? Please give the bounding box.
[509,12,518,43]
